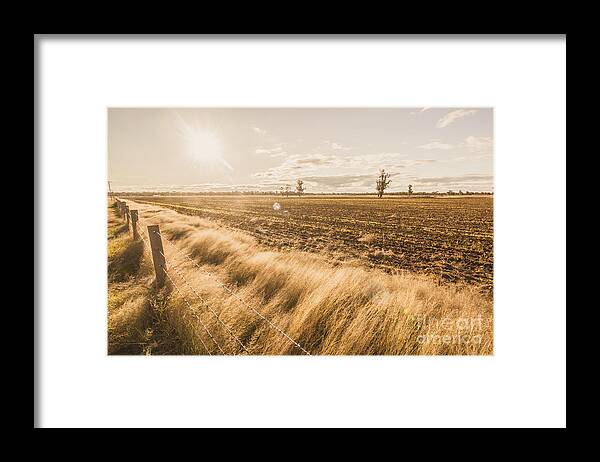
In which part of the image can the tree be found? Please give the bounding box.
[296,179,305,196]
[376,169,391,198]
[408,184,413,195]
[284,184,291,197]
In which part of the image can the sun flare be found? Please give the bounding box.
[174,112,232,170]
[188,130,222,162]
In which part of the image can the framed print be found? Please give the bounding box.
[35,35,566,428]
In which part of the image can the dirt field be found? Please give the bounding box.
[124,194,493,293]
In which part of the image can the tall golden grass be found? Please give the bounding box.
[108,200,493,355]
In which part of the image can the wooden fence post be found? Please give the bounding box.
[130,210,139,240]
[125,205,130,227]
[147,224,166,287]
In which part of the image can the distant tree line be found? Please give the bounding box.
[114,190,492,196]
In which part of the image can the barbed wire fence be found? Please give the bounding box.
[111,198,311,356]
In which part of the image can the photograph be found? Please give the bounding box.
[107,107,494,355]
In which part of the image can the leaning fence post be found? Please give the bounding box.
[147,224,166,287]
[130,210,139,240]
[125,205,130,227]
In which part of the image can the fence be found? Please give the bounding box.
[112,198,310,356]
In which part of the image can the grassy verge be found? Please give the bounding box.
[107,202,188,355]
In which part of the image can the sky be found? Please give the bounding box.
[108,108,493,193]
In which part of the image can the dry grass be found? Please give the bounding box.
[107,204,188,355]
[108,199,493,355]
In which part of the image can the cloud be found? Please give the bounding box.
[296,171,408,191]
[251,152,434,185]
[409,107,432,115]
[255,147,286,157]
[252,127,267,135]
[302,174,376,188]
[412,174,493,187]
[436,109,477,128]
[295,157,336,165]
[463,136,493,152]
[417,140,454,150]
[451,136,493,161]
[325,141,352,151]
[252,153,338,179]
[113,182,283,193]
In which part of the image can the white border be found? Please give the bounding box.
[37,36,566,428]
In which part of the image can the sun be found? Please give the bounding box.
[174,112,232,170]
[188,129,222,163]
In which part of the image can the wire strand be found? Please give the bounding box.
[158,249,250,354]
[162,266,225,355]
[154,229,311,355]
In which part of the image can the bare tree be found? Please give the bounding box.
[284,184,291,197]
[408,184,413,195]
[376,169,391,198]
[296,179,305,196]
